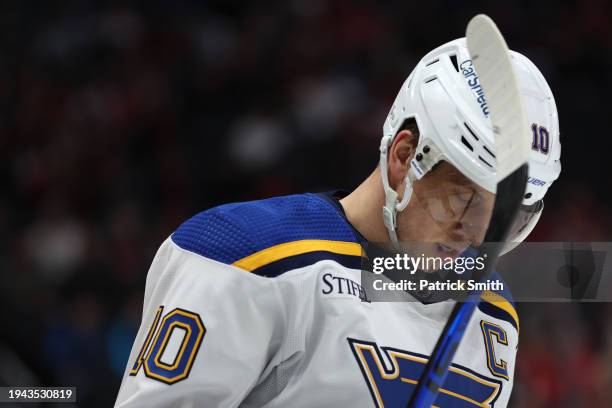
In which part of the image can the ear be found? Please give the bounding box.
[388,129,418,190]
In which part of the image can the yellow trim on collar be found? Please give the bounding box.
[232,239,363,272]
[481,290,520,334]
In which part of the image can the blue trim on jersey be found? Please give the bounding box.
[252,251,363,277]
[478,301,518,332]
[171,193,360,274]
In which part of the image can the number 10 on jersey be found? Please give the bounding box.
[129,306,206,384]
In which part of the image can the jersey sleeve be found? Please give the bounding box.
[115,238,288,407]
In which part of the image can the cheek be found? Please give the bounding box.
[395,196,445,241]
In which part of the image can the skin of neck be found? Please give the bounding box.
[339,166,390,243]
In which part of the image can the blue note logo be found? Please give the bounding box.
[348,338,503,407]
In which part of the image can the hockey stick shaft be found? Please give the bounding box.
[407,296,479,407]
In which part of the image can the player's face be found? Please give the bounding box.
[394,161,495,261]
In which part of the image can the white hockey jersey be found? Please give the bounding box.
[115,192,519,407]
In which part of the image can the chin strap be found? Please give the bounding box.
[382,174,415,250]
[380,135,416,250]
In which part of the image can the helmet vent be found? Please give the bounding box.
[450,55,459,72]
[463,122,479,141]
[425,58,440,67]
[483,145,496,158]
[460,135,474,151]
[479,156,493,168]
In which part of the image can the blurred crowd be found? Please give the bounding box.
[1,0,611,406]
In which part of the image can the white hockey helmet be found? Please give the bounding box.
[380,38,561,252]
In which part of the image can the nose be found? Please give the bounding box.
[447,222,470,243]
[449,220,487,247]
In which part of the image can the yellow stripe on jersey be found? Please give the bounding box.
[480,290,520,334]
[232,239,363,272]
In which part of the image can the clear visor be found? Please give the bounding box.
[507,199,543,240]
[412,161,496,248]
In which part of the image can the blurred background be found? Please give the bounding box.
[1,0,611,406]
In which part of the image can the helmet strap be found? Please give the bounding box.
[380,134,417,250]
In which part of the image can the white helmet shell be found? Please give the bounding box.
[381,38,561,249]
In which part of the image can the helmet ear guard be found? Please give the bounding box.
[410,141,444,180]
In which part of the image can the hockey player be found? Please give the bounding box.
[115,38,561,407]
